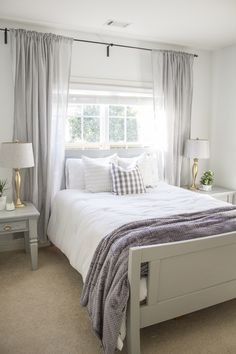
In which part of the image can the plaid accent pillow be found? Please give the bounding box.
[111,163,146,195]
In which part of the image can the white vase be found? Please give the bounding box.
[199,184,212,192]
[0,196,7,210]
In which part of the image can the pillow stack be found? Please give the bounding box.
[66,152,158,195]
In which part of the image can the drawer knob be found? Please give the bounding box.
[4,225,12,231]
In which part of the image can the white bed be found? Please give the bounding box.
[47,182,229,283]
[47,182,231,350]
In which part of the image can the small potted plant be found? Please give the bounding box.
[0,179,7,210]
[199,170,214,191]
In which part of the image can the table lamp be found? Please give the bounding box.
[184,138,210,190]
[0,142,34,207]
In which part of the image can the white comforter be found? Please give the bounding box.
[47,182,228,349]
[48,182,228,281]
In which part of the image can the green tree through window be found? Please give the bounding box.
[66,102,154,147]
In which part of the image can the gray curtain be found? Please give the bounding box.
[10,29,73,241]
[152,50,194,186]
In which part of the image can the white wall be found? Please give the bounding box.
[71,41,152,84]
[210,44,236,189]
[191,50,212,178]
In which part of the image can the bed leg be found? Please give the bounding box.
[127,303,141,354]
[127,248,142,354]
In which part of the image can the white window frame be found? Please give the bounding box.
[65,82,154,150]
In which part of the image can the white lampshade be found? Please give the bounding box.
[0,142,34,169]
[184,139,210,159]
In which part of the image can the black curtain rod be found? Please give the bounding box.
[0,27,198,58]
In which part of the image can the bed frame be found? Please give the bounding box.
[127,231,236,354]
[65,148,236,354]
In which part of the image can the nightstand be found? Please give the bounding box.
[0,203,40,270]
[183,186,236,204]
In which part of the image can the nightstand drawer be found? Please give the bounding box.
[0,220,28,233]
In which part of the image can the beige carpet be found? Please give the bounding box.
[0,247,236,354]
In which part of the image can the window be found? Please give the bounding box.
[66,87,155,149]
[67,104,101,144]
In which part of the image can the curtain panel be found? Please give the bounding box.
[152,50,194,186]
[10,29,73,240]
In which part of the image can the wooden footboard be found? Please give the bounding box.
[127,231,236,354]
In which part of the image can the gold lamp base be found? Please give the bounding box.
[14,168,25,208]
[189,158,199,191]
[190,185,198,191]
[15,200,25,208]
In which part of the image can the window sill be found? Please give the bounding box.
[65,144,150,150]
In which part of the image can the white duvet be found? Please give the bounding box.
[47,182,229,349]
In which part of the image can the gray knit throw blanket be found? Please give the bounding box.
[81,206,236,354]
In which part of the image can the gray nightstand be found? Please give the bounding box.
[183,186,236,204]
[0,203,40,270]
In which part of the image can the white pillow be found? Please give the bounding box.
[82,154,118,165]
[66,158,85,189]
[145,153,159,186]
[118,153,146,169]
[118,153,158,187]
[82,154,117,192]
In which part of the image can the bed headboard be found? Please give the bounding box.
[65,147,154,159]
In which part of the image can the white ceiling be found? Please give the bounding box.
[1,0,236,49]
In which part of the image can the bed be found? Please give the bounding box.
[47,149,236,354]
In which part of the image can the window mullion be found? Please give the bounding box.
[105,105,109,148]
[124,106,127,148]
[81,105,84,147]
[100,105,106,148]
